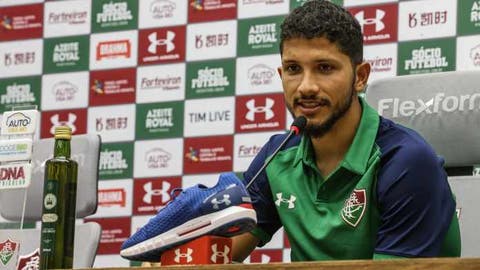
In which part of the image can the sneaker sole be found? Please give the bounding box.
[120,205,256,260]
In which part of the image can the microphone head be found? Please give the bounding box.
[290,116,307,135]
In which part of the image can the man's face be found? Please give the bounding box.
[279,37,360,138]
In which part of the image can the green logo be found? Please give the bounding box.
[238,16,283,57]
[44,35,89,73]
[290,0,343,10]
[186,59,235,99]
[99,142,133,180]
[458,0,480,35]
[398,38,456,76]
[0,76,41,112]
[136,101,184,139]
[92,0,138,33]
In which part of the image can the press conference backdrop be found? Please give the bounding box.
[0,0,478,266]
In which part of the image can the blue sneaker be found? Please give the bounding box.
[120,172,257,261]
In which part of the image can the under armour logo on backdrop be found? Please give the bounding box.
[355,9,385,32]
[245,98,274,121]
[143,181,171,204]
[275,193,296,209]
[148,31,175,54]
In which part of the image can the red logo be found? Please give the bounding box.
[0,4,43,41]
[84,217,131,255]
[138,26,186,65]
[184,136,233,174]
[96,40,131,60]
[188,0,237,23]
[0,239,19,266]
[249,249,283,263]
[133,177,181,215]
[41,109,87,139]
[89,68,136,106]
[348,3,398,45]
[236,94,286,133]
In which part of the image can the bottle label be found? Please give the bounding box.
[41,179,59,254]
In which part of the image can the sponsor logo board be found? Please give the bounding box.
[0,139,33,162]
[1,109,37,135]
[92,0,138,33]
[136,101,184,139]
[134,139,183,178]
[0,163,32,190]
[138,26,186,65]
[238,0,289,19]
[236,93,286,133]
[188,0,237,23]
[136,63,185,103]
[184,135,233,174]
[0,39,43,79]
[0,76,41,112]
[186,59,235,99]
[88,104,135,143]
[44,0,91,38]
[235,54,282,95]
[139,0,187,29]
[90,30,138,70]
[43,35,89,73]
[90,68,136,106]
[364,43,397,82]
[85,216,131,255]
[237,16,283,57]
[0,4,43,41]
[348,3,398,44]
[41,71,89,111]
[91,179,133,217]
[398,38,455,75]
[233,132,275,172]
[456,36,480,71]
[133,177,181,215]
[186,20,237,61]
[99,142,133,180]
[40,108,87,138]
[458,0,480,35]
[184,97,234,137]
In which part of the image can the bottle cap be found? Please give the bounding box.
[54,126,72,140]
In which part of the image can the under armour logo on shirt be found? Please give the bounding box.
[275,193,296,209]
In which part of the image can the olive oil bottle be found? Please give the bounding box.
[40,126,78,270]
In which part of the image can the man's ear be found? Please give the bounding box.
[354,62,370,93]
[277,67,282,78]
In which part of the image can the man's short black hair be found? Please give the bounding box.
[280,0,363,65]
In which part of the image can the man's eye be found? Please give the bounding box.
[318,64,333,73]
[285,65,300,73]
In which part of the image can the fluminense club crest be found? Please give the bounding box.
[341,189,366,227]
[0,239,19,266]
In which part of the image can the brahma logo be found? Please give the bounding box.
[378,93,480,118]
[98,188,126,207]
[470,44,480,66]
[248,64,275,86]
[52,81,77,102]
[145,148,171,169]
[0,163,31,190]
[1,82,36,107]
[0,239,19,266]
[148,31,175,54]
[341,189,366,227]
[96,40,131,60]
[151,0,176,18]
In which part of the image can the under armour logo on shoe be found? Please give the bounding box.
[275,193,296,209]
[211,194,231,209]
[148,31,175,54]
[210,244,230,264]
[174,248,193,263]
[245,98,275,122]
[355,9,385,32]
[143,181,171,204]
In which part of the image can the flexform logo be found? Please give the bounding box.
[151,0,176,19]
[98,188,126,207]
[378,93,480,118]
[146,148,171,169]
[96,40,131,60]
[349,4,397,44]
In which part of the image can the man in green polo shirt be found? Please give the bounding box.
[232,0,461,261]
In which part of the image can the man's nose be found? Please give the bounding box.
[297,71,320,96]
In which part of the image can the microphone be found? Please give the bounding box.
[245,116,307,189]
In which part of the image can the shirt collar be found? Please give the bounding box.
[293,97,380,175]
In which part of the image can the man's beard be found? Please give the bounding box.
[287,81,356,138]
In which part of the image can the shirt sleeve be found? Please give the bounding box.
[242,134,286,246]
[374,142,456,258]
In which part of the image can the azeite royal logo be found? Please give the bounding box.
[237,16,282,56]
[43,35,91,73]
